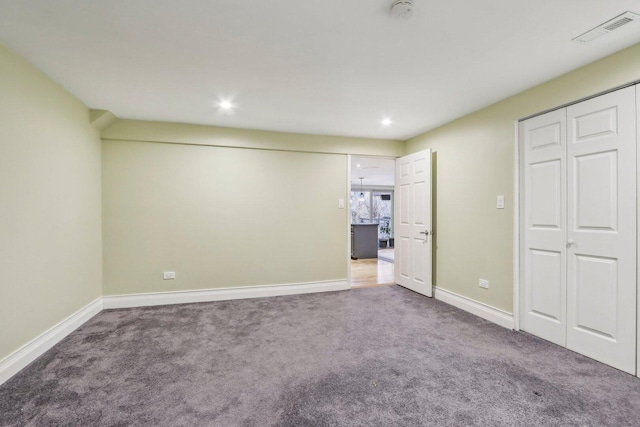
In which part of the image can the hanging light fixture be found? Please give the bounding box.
[358,177,365,201]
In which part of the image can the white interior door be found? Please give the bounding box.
[566,86,637,374]
[395,149,433,297]
[520,109,567,346]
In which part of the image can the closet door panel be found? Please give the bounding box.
[521,109,567,346]
[566,86,637,374]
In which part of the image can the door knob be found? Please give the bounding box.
[567,240,575,248]
[420,230,430,235]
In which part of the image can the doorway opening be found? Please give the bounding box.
[350,156,395,288]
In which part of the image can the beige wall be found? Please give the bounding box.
[406,42,640,313]
[0,44,102,361]
[102,121,402,296]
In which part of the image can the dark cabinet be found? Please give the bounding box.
[351,223,378,259]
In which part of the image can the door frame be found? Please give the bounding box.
[346,154,399,288]
[637,83,640,377]
[513,120,521,331]
[346,154,352,288]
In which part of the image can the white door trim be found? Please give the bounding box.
[636,83,640,378]
[513,120,520,331]
[346,154,352,288]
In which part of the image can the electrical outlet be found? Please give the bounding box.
[479,279,489,289]
[163,271,176,280]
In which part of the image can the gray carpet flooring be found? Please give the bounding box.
[2,285,640,426]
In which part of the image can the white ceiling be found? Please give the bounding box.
[351,157,395,187]
[1,1,639,140]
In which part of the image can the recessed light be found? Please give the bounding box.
[219,100,233,110]
[356,163,361,168]
[381,118,392,126]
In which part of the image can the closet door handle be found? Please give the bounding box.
[566,240,575,248]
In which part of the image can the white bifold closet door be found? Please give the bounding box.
[522,108,568,347]
[522,86,637,374]
[566,87,636,373]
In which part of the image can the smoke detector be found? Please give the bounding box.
[391,0,414,19]
[572,11,640,44]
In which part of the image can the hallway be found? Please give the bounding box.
[351,249,394,288]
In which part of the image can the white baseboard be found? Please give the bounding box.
[103,280,349,309]
[0,298,103,386]
[434,287,514,330]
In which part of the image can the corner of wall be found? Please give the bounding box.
[90,110,118,132]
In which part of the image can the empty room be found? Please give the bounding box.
[2,1,640,425]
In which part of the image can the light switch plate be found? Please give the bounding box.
[338,199,345,209]
[497,195,505,209]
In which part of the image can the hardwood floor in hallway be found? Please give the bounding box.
[351,249,394,288]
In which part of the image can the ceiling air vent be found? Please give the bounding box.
[572,11,640,44]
